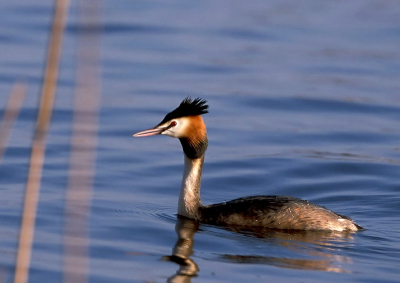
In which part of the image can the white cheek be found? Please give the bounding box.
[162,129,178,138]
[176,119,189,138]
[162,118,188,138]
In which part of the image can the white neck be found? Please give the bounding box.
[178,155,204,219]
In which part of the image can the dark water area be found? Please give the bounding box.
[1,0,400,282]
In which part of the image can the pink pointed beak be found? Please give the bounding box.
[133,120,176,137]
[133,126,167,137]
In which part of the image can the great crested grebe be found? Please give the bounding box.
[133,97,363,232]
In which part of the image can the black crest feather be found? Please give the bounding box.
[158,97,208,125]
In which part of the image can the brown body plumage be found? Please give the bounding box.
[133,97,363,232]
[200,196,362,231]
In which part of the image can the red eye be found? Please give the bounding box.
[170,121,177,127]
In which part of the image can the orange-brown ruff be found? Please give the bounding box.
[133,97,363,232]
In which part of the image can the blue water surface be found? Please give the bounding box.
[0,0,399,282]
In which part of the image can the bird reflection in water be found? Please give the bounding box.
[163,218,200,282]
[163,217,355,282]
